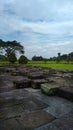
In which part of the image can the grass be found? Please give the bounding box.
[28,61,73,71]
[0,61,73,71]
[0,61,19,66]
[0,61,10,66]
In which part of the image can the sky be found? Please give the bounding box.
[0,0,73,59]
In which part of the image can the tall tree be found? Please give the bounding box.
[0,39,24,57]
[56,52,61,63]
[58,52,61,57]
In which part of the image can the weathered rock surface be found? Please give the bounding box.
[41,83,60,95]
[57,86,73,101]
[13,77,31,88]
[32,79,48,89]
[0,65,73,130]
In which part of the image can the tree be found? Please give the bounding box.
[0,39,5,54]
[0,39,24,57]
[68,52,73,61]
[56,52,61,63]
[58,52,61,57]
[8,52,17,64]
[60,54,68,61]
[19,55,28,64]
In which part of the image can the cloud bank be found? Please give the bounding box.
[0,0,73,58]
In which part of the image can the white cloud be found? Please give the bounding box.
[0,0,73,58]
[50,42,70,47]
[24,41,72,59]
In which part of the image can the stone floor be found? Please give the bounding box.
[0,88,73,130]
[0,65,73,130]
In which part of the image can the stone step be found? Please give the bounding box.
[32,79,48,89]
[13,78,31,89]
[41,83,73,101]
[28,72,45,79]
[57,86,73,102]
[41,83,60,96]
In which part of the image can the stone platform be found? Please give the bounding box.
[0,65,73,130]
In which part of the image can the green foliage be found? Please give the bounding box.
[8,52,17,64]
[0,55,8,61]
[56,52,61,63]
[68,52,73,61]
[60,54,68,61]
[0,39,24,57]
[19,55,28,64]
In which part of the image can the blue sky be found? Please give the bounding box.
[0,0,73,59]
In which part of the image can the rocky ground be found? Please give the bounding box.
[0,65,73,130]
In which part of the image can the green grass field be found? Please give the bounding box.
[0,61,73,71]
[28,61,73,71]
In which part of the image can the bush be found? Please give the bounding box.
[19,55,28,64]
[8,52,17,64]
[0,55,8,61]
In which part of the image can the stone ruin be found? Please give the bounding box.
[0,65,73,101]
[0,65,73,130]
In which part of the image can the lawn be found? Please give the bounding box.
[0,61,73,71]
[28,61,73,71]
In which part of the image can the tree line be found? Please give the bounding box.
[0,38,73,63]
[32,52,73,62]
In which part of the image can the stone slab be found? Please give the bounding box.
[32,79,48,89]
[0,89,30,100]
[22,96,48,111]
[28,72,44,79]
[44,102,73,118]
[0,118,24,130]
[17,110,55,130]
[13,78,31,88]
[0,95,48,119]
[0,105,24,120]
[35,110,73,130]
[0,74,14,93]
[31,90,73,118]
[57,86,73,101]
[41,83,60,96]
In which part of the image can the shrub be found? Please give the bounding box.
[19,55,28,64]
[8,52,17,64]
[0,55,8,61]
